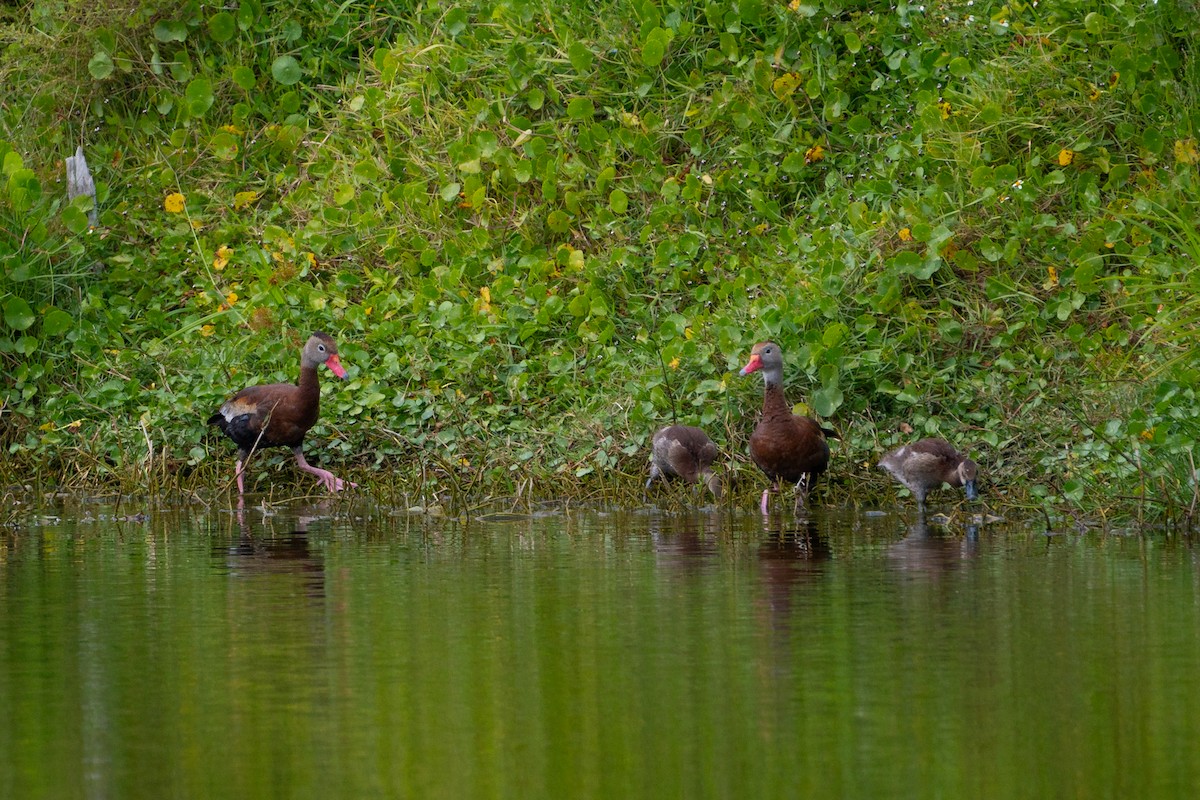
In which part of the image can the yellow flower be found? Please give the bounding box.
[1088,85,1102,102]
[684,326,693,340]
[937,101,952,120]
[1058,148,1075,166]
[233,190,259,210]
[200,324,215,337]
[164,193,185,213]
[668,357,680,369]
[1174,138,1199,165]
[221,124,244,134]
[213,244,232,270]
[898,227,913,242]
[1046,265,1059,288]
[225,291,238,306]
[804,144,825,164]
[480,286,491,304]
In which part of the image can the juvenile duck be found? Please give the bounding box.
[878,438,978,514]
[646,424,722,499]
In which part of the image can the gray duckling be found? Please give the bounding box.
[879,438,979,514]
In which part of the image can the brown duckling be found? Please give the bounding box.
[647,424,722,499]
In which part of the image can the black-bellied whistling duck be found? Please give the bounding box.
[740,341,834,513]
[208,332,356,497]
[879,438,978,514]
[646,424,722,499]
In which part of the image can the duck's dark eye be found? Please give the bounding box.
[318,344,326,352]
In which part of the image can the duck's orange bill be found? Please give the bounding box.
[739,354,762,376]
[325,354,348,378]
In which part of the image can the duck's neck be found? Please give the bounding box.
[761,380,792,420]
[297,364,321,408]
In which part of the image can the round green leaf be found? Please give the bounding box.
[440,182,461,202]
[445,7,468,37]
[847,114,870,135]
[271,55,302,85]
[567,98,594,120]
[642,27,669,68]
[609,188,628,213]
[7,168,41,212]
[232,65,256,91]
[208,11,236,42]
[1141,129,1164,154]
[844,31,862,54]
[41,307,74,337]
[153,20,188,43]
[948,57,971,77]
[547,209,570,233]
[88,51,114,79]
[1084,11,1104,35]
[4,297,35,331]
[210,131,239,160]
[185,77,215,116]
[568,42,593,73]
[812,386,844,417]
[61,205,89,234]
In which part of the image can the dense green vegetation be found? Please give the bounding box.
[2,0,1199,520]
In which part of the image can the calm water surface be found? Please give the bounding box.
[3,499,1200,799]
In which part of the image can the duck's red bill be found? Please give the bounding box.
[325,354,348,378]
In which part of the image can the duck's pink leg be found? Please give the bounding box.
[760,488,771,514]
[235,459,246,495]
[293,448,356,492]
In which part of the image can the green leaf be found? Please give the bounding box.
[844,32,861,54]
[185,77,215,117]
[2,151,23,176]
[547,210,570,233]
[847,114,870,135]
[208,11,236,42]
[41,307,74,337]
[642,27,669,68]
[1084,12,1103,35]
[7,168,41,212]
[445,7,469,37]
[3,297,35,331]
[271,55,302,85]
[812,386,843,417]
[568,42,593,73]
[567,97,594,120]
[948,57,971,77]
[440,182,461,202]
[210,131,239,160]
[609,188,628,213]
[61,205,89,234]
[88,51,114,80]
[153,20,188,43]
[232,65,256,91]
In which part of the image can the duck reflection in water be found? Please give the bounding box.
[222,509,327,600]
[649,510,723,574]
[755,513,830,630]
[887,516,980,578]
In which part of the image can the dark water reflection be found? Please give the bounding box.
[4,500,1200,798]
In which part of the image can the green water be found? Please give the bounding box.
[3,501,1200,799]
